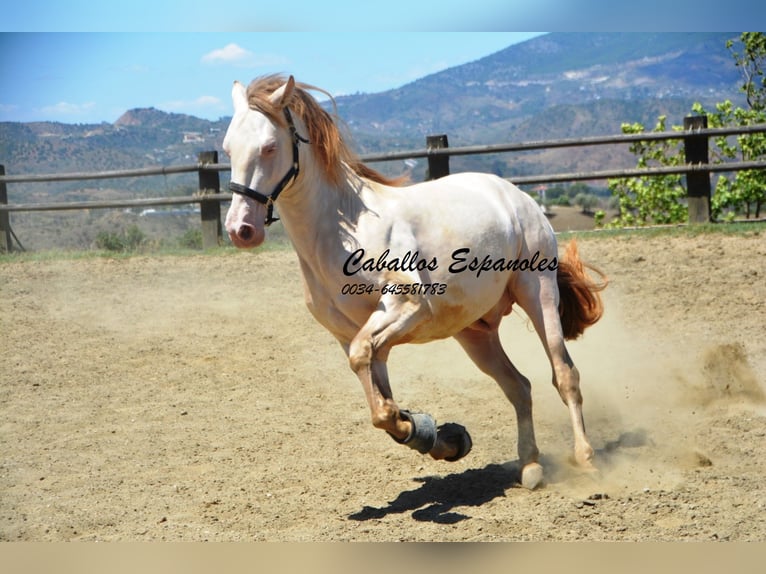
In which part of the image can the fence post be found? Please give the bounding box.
[0,165,11,253]
[426,134,450,180]
[197,151,222,249]
[683,116,712,224]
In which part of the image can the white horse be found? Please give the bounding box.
[223,75,606,489]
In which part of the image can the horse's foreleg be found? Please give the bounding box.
[347,298,470,461]
[347,300,424,445]
[351,347,442,455]
[357,353,412,441]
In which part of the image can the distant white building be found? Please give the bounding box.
[183,132,204,143]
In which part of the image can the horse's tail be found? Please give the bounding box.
[557,240,608,340]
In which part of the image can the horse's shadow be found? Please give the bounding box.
[348,461,525,524]
[348,428,650,525]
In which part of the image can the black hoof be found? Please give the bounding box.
[437,422,473,462]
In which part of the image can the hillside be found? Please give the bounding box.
[337,33,739,142]
[0,32,746,196]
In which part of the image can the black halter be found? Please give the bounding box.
[228,107,309,226]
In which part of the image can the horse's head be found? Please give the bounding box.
[223,76,300,248]
[223,74,403,249]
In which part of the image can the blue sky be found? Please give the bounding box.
[0,33,545,123]
[0,1,758,124]
[1,0,754,33]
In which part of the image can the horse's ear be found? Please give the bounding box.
[269,75,295,109]
[232,81,248,113]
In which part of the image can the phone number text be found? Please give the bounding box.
[341,283,447,296]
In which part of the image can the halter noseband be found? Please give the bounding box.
[228,107,309,226]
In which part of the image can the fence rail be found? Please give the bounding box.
[359,123,766,162]
[2,120,766,252]
[0,194,232,212]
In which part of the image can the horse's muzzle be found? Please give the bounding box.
[227,222,265,248]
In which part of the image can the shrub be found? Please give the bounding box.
[178,228,203,250]
[95,225,146,252]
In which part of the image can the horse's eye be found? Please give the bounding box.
[262,143,277,157]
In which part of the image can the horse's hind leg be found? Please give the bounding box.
[514,272,595,469]
[454,327,544,489]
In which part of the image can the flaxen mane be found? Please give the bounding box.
[246,75,405,188]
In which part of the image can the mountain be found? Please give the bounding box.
[337,33,740,145]
[337,32,743,179]
[0,32,746,196]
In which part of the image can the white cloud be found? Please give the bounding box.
[201,43,289,68]
[202,43,252,64]
[195,95,222,106]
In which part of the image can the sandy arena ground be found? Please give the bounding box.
[1,229,765,541]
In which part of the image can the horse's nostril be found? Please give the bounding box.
[238,225,254,241]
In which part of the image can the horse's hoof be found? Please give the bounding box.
[570,453,599,474]
[436,422,472,462]
[575,445,596,468]
[521,462,544,490]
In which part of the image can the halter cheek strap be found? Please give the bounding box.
[228,107,310,226]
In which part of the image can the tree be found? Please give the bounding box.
[727,32,766,112]
[693,33,766,219]
[573,191,599,214]
[692,99,766,219]
[608,33,766,226]
[606,116,687,227]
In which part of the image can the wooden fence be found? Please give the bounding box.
[2,119,766,252]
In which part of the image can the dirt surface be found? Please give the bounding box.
[2,229,765,541]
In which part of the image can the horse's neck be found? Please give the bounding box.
[277,164,366,267]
